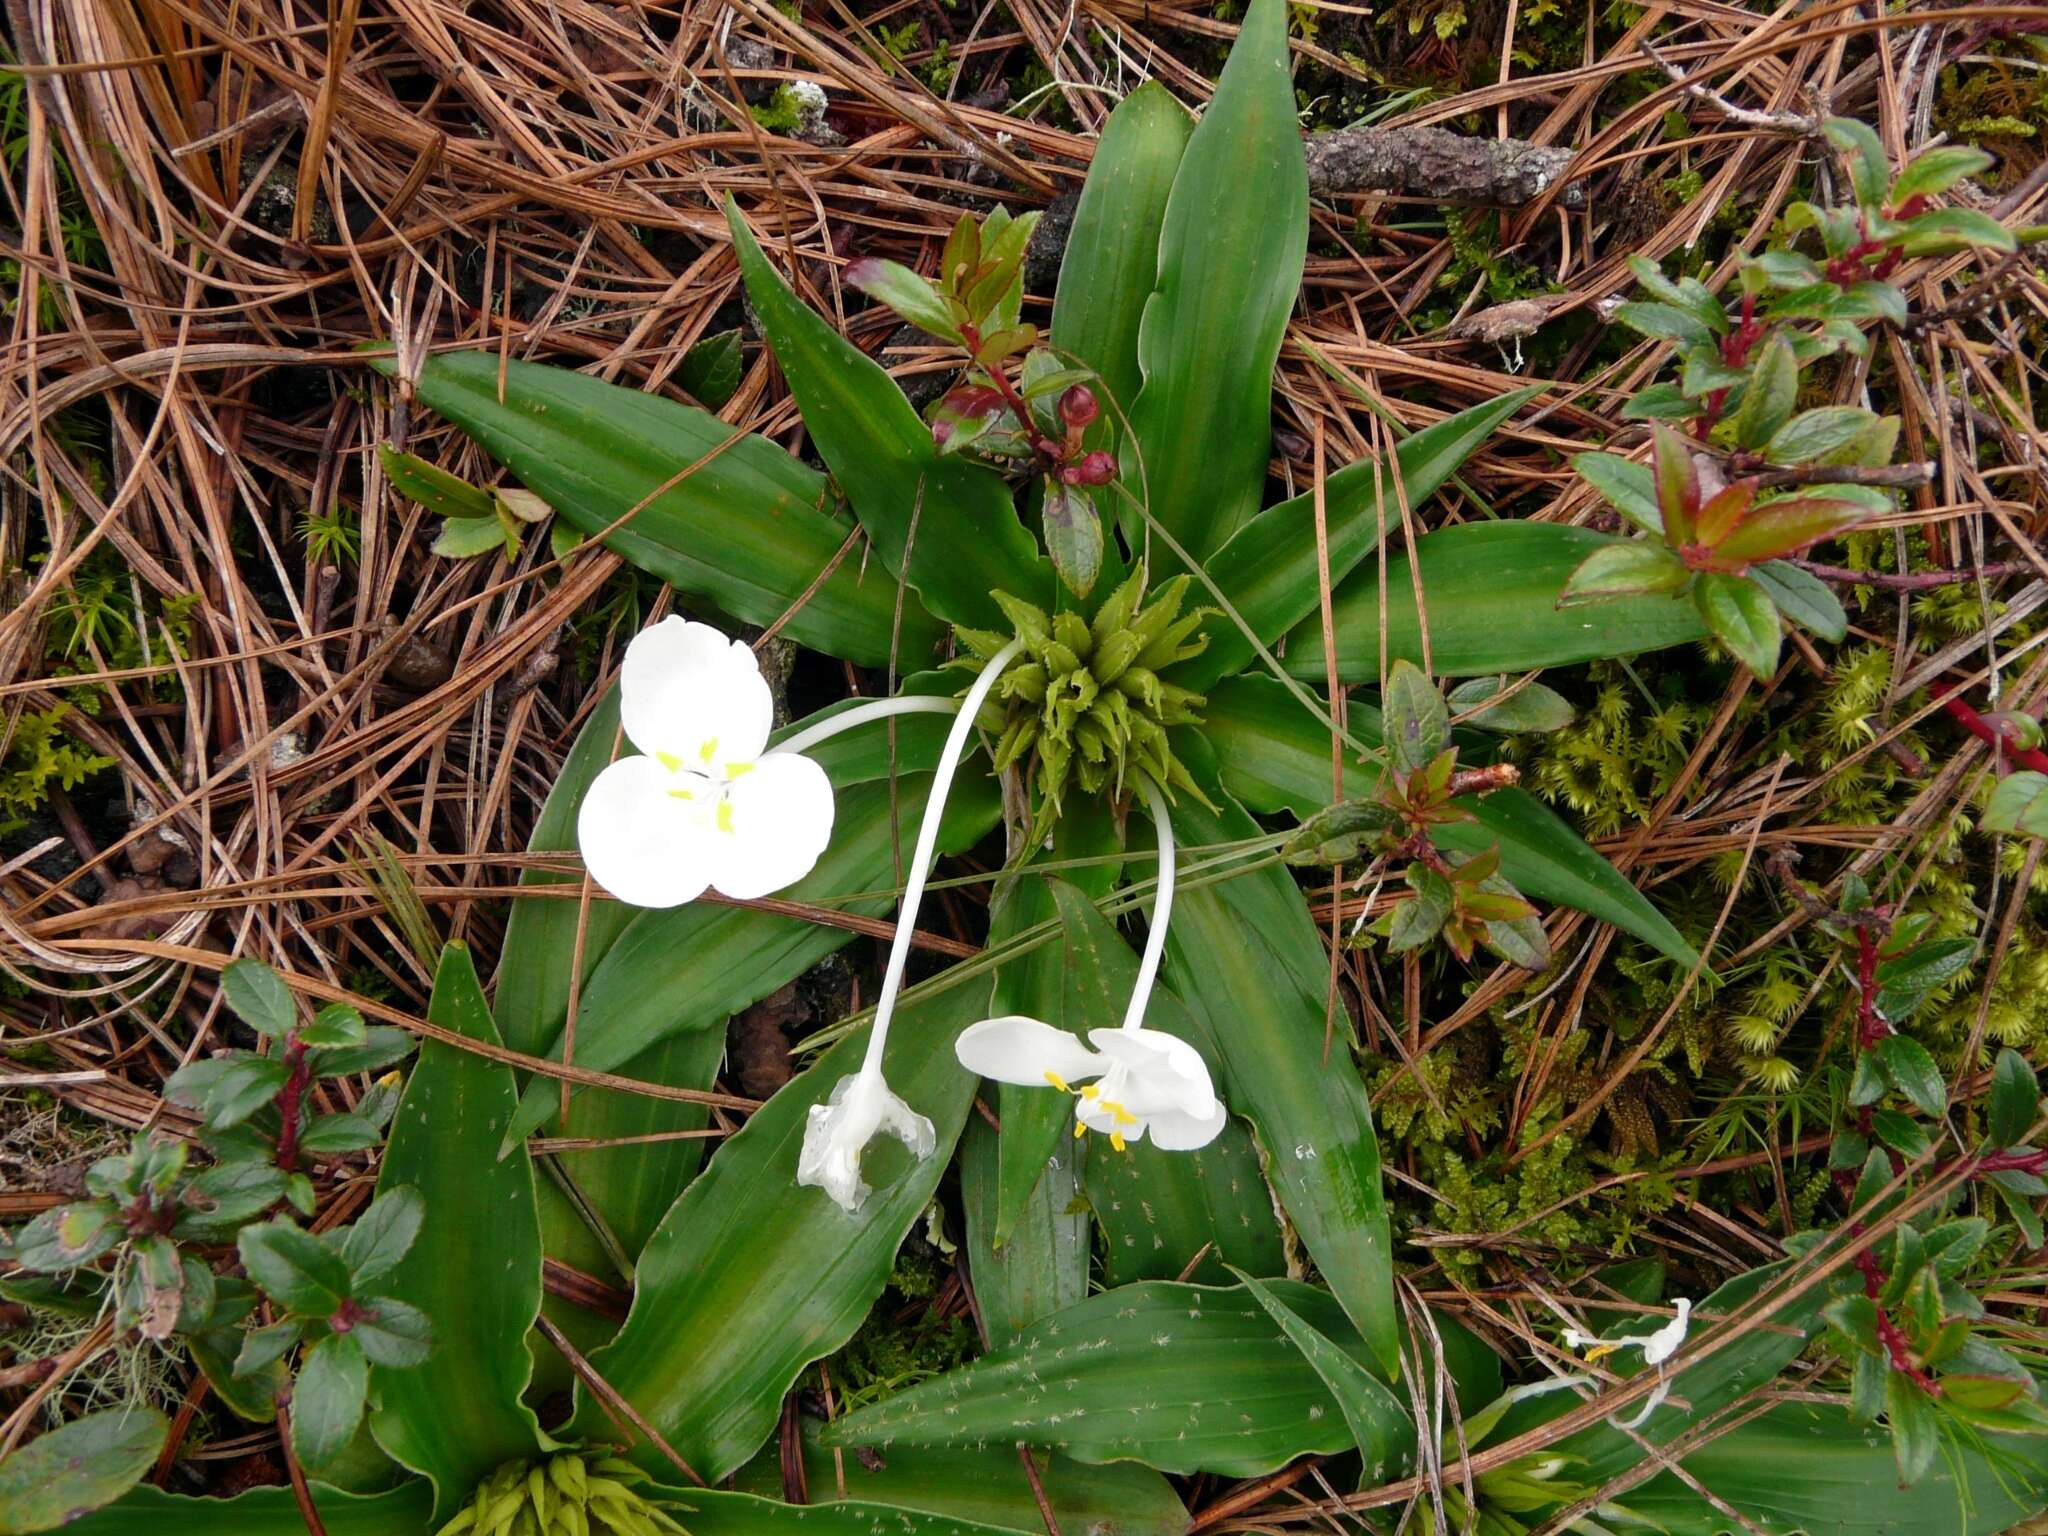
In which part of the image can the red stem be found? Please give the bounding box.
[1932,683,2048,773]
[958,325,1061,459]
[1856,1246,1942,1394]
[274,1036,310,1173]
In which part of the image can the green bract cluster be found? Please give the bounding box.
[954,569,1212,818]
[437,1455,682,1536]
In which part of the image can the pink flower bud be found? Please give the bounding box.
[1073,450,1117,486]
[1059,384,1099,429]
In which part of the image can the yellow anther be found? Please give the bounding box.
[667,788,696,802]
[655,751,683,772]
[1114,1107,1138,1127]
[699,736,720,764]
[1073,1121,1088,1140]
[726,760,755,779]
[1110,1131,1127,1153]
[716,801,736,834]
[1584,1343,1619,1364]
[1043,1071,1071,1092]
[1079,1083,1100,1100]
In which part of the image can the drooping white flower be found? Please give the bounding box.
[954,1016,1226,1151]
[796,637,1028,1214]
[577,618,835,909]
[951,775,1228,1154]
[1562,1298,1692,1429]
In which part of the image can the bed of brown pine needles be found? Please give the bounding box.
[5,0,2048,1525]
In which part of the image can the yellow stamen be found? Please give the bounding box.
[1043,1070,1070,1092]
[667,788,696,802]
[716,801,736,834]
[1073,1121,1088,1140]
[727,760,755,779]
[1584,1343,1620,1363]
[1110,1131,1127,1153]
[1079,1083,1100,1100]
[656,751,683,772]
[699,736,720,764]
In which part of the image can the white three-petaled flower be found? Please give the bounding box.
[1562,1298,1692,1429]
[951,775,1229,1155]
[577,618,835,909]
[953,1017,1227,1151]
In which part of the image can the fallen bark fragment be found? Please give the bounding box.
[1306,124,1585,207]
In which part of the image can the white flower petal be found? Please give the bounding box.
[1143,1100,1229,1150]
[708,752,836,900]
[954,1016,1104,1087]
[620,617,774,770]
[796,1071,936,1214]
[1086,1028,1218,1117]
[575,755,715,909]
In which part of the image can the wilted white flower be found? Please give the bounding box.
[1562,1298,1692,1429]
[577,618,834,909]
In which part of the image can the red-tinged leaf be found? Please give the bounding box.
[1652,424,1699,545]
[844,257,960,341]
[1715,497,1870,565]
[1558,541,1690,605]
[1693,482,1754,546]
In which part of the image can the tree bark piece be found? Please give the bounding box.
[1306,125,1585,207]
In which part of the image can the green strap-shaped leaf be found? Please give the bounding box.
[0,1409,165,1535]
[1160,739,1399,1376]
[374,351,939,669]
[1125,0,1307,562]
[1051,81,1193,425]
[657,1490,1024,1535]
[556,1028,728,1260]
[1043,880,1286,1285]
[962,1116,1088,1348]
[730,1427,1189,1536]
[371,945,545,1517]
[1234,1269,1416,1486]
[1284,521,1708,680]
[1620,1400,2048,1536]
[724,199,1054,631]
[1182,389,1543,691]
[51,1482,435,1536]
[825,1281,1496,1478]
[563,988,984,1481]
[500,768,1001,1148]
[494,685,632,1060]
[1202,672,1700,967]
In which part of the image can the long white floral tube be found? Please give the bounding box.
[796,638,1026,1212]
[1118,775,1175,1033]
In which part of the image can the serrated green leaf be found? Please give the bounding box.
[221,958,296,1038]
[1383,659,1448,775]
[1730,333,1799,451]
[377,445,494,519]
[1559,540,1691,604]
[1892,145,1995,204]
[1752,560,1848,642]
[338,1187,423,1285]
[238,1221,351,1317]
[1824,117,1890,210]
[428,514,510,560]
[1573,451,1663,534]
[0,1408,166,1535]
[1446,676,1575,734]
[1695,571,1782,676]
[1897,207,2017,257]
[676,328,743,409]
[292,1334,369,1474]
[1985,771,2048,838]
[1875,1033,1946,1117]
[1990,1049,2039,1148]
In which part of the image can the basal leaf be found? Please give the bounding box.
[377,352,938,668]
[370,944,545,1516]
[1124,0,1307,562]
[0,1409,166,1535]
[1286,522,1707,680]
[725,199,1053,630]
[562,989,983,1481]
